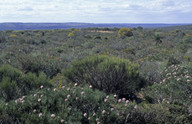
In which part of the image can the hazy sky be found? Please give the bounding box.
[0,0,192,23]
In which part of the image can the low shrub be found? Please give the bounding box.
[0,65,50,102]
[63,55,145,99]
[2,84,126,124]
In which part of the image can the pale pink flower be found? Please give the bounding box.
[134,105,137,109]
[114,94,117,98]
[51,114,55,118]
[40,85,43,89]
[122,98,126,101]
[104,99,107,102]
[74,83,78,86]
[67,94,70,98]
[88,117,90,120]
[111,108,114,111]
[96,118,99,121]
[187,79,190,82]
[61,119,65,123]
[40,95,43,97]
[81,91,84,95]
[163,79,166,82]
[21,100,24,104]
[53,88,56,91]
[102,110,106,114]
[39,113,42,117]
[38,98,41,102]
[126,100,129,104]
[62,86,65,89]
[76,97,79,100]
[83,113,87,117]
[93,113,96,116]
[33,109,36,113]
[34,94,37,97]
[65,99,68,101]
[67,88,70,91]
[177,78,180,81]
[106,95,109,99]
[89,85,92,88]
[15,100,18,103]
[118,99,121,102]
[5,103,8,106]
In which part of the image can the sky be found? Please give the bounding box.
[0,0,192,23]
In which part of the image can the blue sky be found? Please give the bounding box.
[0,0,192,23]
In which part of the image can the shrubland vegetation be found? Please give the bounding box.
[0,26,192,123]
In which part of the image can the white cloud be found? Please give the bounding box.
[0,0,191,23]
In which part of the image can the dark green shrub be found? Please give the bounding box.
[142,65,192,106]
[3,85,123,124]
[0,65,50,102]
[19,55,61,78]
[123,103,192,124]
[63,55,145,99]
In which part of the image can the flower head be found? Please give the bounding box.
[39,113,42,117]
[81,91,85,95]
[40,85,43,89]
[51,114,55,118]
[83,113,87,117]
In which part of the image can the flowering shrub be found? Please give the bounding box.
[143,64,192,105]
[0,65,50,102]
[2,84,132,124]
[63,55,145,99]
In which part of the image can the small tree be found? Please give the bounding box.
[118,28,133,38]
[63,55,145,99]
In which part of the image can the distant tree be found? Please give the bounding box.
[118,28,133,38]
[137,26,143,30]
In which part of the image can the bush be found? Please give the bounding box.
[3,85,124,124]
[123,103,192,124]
[18,55,61,78]
[118,28,133,38]
[142,64,192,106]
[0,65,50,102]
[63,55,145,99]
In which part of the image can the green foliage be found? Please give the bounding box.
[142,64,192,106]
[0,65,50,102]
[123,103,192,124]
[63,55,145,99]
[2,85,124,124]
[19,55,61,78]
[118,28,133,38]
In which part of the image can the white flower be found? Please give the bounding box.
[74,83,78,86]
[114,94,117,98]
[61,119,65,123]
[102,110,106,114]
[39,113,42,117]
[34,94,37,97]
[38,98,41,102]
[93,113,96,116]
[53,88,57,91]
[83,113,87,117]
[40,85,43,89]
[33,109,36,113]
[51,114,55,118]
[81,91,84,95]
[67,94,70,98]
[89,85,92,88]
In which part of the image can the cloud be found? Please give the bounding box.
[0,0,191,23]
